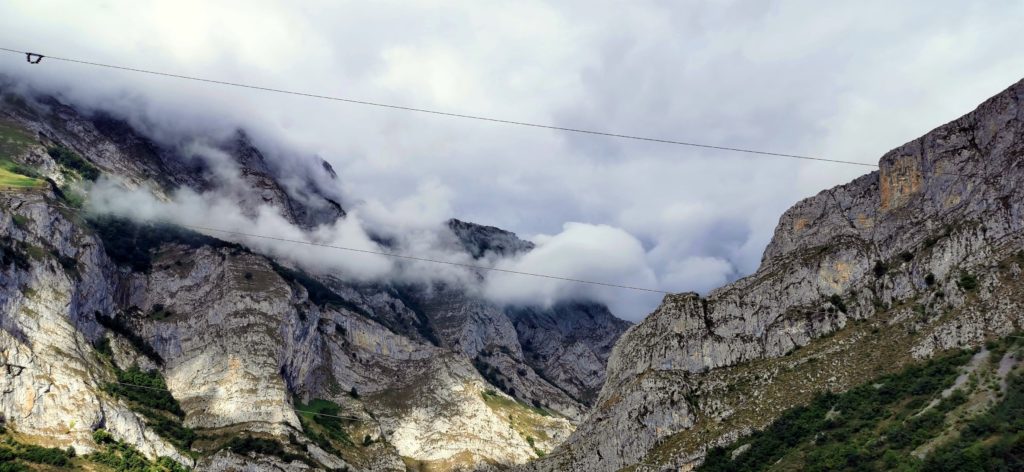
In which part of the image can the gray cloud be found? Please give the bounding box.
[3,0,1023,320]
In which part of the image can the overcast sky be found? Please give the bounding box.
[2,1,1023,320]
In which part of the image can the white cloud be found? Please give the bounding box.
[484,223,662,318]
[87,179,396,280]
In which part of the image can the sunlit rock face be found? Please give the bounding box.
[0,84,629,471]
[523,79,1024,471]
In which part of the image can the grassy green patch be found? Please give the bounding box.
[0,160,44,189]
[0,119,45,189]
[481,389,551,418]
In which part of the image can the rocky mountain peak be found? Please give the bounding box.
[446,218,536,259]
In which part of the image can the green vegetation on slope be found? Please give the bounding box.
[923,373,1024,471]
[104,364,185,416]
[95,338,196,453]
[697,336,1023,472]
[0,161,44,189]
[90,429,190,471]
[48,145,100,181]
[296,398,356,454]
[221,435,316,468]
[89,216,242,273]
[480,388,558,457]
[1,424,188,471]
[0,425,75,470]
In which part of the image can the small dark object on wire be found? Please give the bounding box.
[25,52,44,64]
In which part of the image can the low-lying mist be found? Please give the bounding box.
[85,160,663,320]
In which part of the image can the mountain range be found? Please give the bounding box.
[2,76,1023,471]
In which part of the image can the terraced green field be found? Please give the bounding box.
[0,119,43,189]
[0,163,44,189]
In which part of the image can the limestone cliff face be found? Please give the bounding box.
[526,79,1024,471]
[0,193,194,467]
[0,86,629,470]
[506,302,631,405]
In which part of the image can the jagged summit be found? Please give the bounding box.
[446,218,536,259]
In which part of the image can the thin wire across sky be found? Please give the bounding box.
[0,46,880,168]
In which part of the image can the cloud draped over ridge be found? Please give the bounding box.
[87,177,664,315]
[4,0,1024,320]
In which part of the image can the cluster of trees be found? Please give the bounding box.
[88,216,240,273]
[474,357,514,397]
[923,373,1024,471]
[110,364,179,410]
[95,312,164,364]
[100,365,196,451]
[699,348,977,471]
[47,145,100,181]
[224,436,314,467]
[0,433,74,471]
[958,272,980,292]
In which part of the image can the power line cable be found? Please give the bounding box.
[0,46,881,170]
